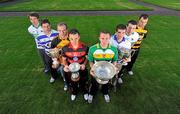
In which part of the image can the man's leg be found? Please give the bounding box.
[126,49,140,75]
[38,49,50,73]
[79,69,89,100]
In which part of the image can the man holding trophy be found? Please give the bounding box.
[124,20,140,76]
[50,22,69,91]
[110,24,131,84]
[61,29,89,101]
[88,30,118,103]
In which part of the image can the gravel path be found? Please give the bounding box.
[0,0,180,17]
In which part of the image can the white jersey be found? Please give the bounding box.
[110,35,131,50]
[28,24,43,38]
[125,32,140,46]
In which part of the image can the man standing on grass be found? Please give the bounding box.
[28,12,50,73]
[110,24,131,84]
[62,29,89,101]
[36,19,59,83]
[130,14,149,70]
[124,15,149,76]
[51,22,69,91]
[123,20,140,76]
[88,30,118,103]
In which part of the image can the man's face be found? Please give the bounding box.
[42,23,51,33]
[138,18,148,28]
[116,29,126,39]
[126,23,136,34]
[99,33,110,46]
[29,16,39,26]
[69,33,80,44]
[57,25,68,38]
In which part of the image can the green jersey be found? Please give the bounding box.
[88,43,118,62]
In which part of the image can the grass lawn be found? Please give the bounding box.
[140,0,180,10]
[0,15,180,114]
[0,0,151,11]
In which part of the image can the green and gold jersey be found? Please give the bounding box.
[88,43,118,62]
[132,27,148,49]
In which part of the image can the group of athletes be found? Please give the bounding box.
[28,12,148,103]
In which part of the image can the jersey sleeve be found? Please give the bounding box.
[112,47,118,62]
[87,47,94,62]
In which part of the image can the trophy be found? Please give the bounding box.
[69,62,81,82]
[47,48,61,68]
[118,47,131,66]
[92,61,116,84]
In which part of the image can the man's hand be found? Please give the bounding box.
[80,64,85,70]
[64,65,69,72]
[90,68,95,76]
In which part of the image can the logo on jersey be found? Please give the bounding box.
[73,56,78,61]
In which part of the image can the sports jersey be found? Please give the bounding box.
[36,29,58,51]
[28,24,43,49]
[62,42,88,65]
[51,36,69,49]
[110,35,131,50]
[125,32,140,47]
[28,24,43,38]
[132,27,148,49]
[88,43,118,62]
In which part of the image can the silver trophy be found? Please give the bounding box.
[118,47,131,66]
[69,62,81,82]
[92,61,116,84]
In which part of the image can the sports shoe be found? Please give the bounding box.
[71,94,76,101]
[104,94,110,103]
[128,71,134,75]
[49,77,55,83]
[118,77,123,84]
[44,69,49,73]
[63,85,68,91]
[88,94,93,103]
[84,94,88,101]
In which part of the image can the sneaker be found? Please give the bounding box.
[128,71,134,75]
[84,94,88,101]
[88,94,93,103]
[49,77,55,83]
[44,69,49,73]
[104,94,110,103]
[71,94,76,101]
[64,85,68,91]
[118,77,123,84]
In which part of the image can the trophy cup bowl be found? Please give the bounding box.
[92,61,116,84]
[47,48,61,58]
[69,62,81,82]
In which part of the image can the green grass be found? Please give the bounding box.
[140,0,180,10]
[0,0,151,11]
[0,15,180,114]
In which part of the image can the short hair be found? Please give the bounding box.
[116,24,126,32]
[99,30,111,36]
[41,19,50,26]
[57,22,68,30]
[28,12,39,19]
[139,14,149,20]
[69,28,80,35]
[127,20,137,26]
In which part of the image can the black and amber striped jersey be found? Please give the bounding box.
[51,35,69,49]
[132,27,148,49]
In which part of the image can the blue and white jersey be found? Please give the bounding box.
[36,29,58,51]
[125,32,140,46]
[110,35,131,50]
